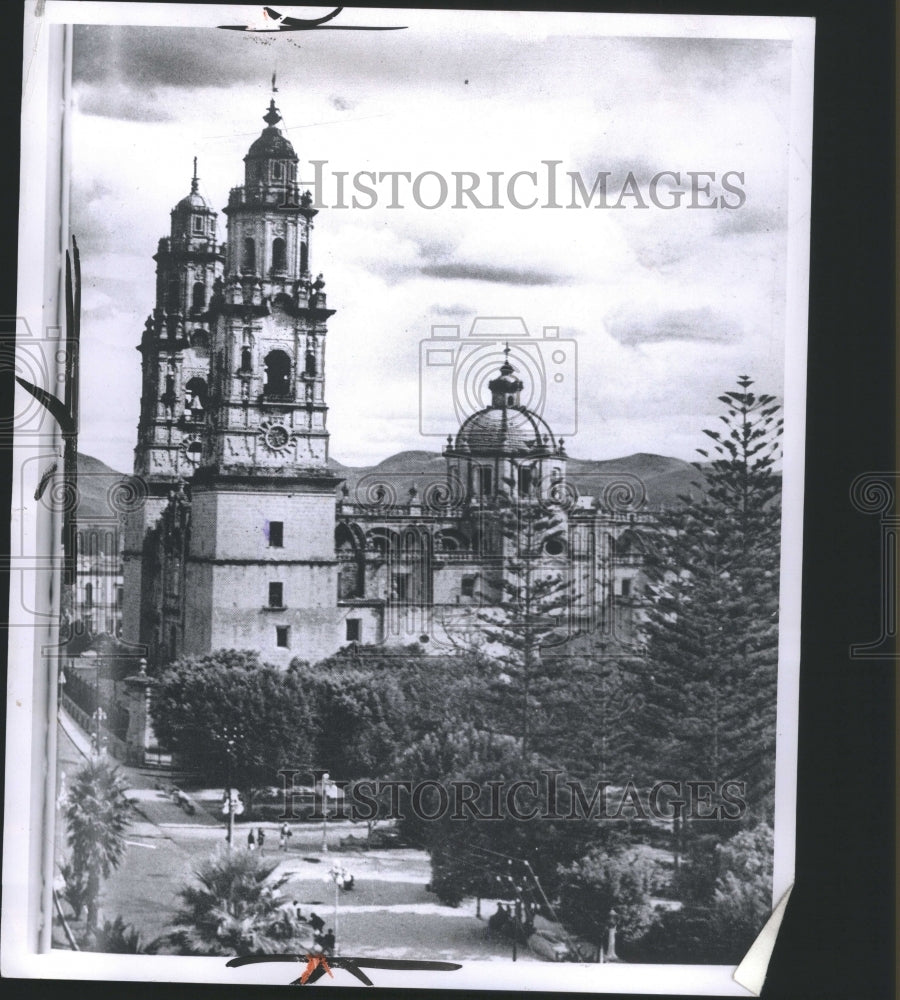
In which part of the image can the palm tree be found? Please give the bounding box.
[162,850,308,956]
[64,759,133,934]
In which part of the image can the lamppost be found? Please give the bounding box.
[220,724,244,849]
[321,772,331,852]
[91,705,107,757]
[326,862,342,954]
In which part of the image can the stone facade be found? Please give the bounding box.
[123,97,649,672]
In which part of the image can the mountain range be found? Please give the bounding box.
[75,450,706,520]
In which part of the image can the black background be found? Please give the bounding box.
[0,2,894,999]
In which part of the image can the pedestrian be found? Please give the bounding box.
[279,821,291,851]
[321,929,335,953]
[309,911,325,934]
[257,827,266,853]
[247,828,256,851]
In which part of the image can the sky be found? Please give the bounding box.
[67,6,802,472]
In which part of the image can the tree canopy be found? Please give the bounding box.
[151,649,317,792]
[640,376,782,820]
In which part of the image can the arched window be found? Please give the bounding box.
[242,237,256,272]
[272,237,286,272]
[240,346,253,374]
[272,161,284,181]
[264,350,291,397]
[185,376,208,418]
[192,282,206,312]
[300,241,309,274]
[305,348,316,378]
[84,582,93,608]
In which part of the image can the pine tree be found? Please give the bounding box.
[538,638,645,780]
[474,482,576,756]
[641,377,783,824]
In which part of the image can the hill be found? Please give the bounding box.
[75,453,130,520]
[77,448,708,517]
[331,450,704,510]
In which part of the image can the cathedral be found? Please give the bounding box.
[122,97,649,672]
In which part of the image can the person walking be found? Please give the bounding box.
[257,827,266,854]
[279,821,291,851]
[247,828,256,851]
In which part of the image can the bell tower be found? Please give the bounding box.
[134,159,222,482]
[123,161,223,648]
[180,96,345,665]
[203,98,331,475]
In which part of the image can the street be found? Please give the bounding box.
[54,714,536,961]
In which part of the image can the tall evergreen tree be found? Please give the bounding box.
[474,482,576,756]
[641,377,783,823]
[537,636,646,780]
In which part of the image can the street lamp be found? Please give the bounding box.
[321,772,331,852]
[326,862,343,954]
[91,705,107,757]
[220,724,244,849]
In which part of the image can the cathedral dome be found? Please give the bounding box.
[171,159,213,216]
[245,99,298,162]
[247,126,297,161]
[175,188,209,212]
[455,405,556,455]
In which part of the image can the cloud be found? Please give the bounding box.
[73,25,264,89]
[431,302,470,317]
[329,95,356,111]
[419,262,563,285]
[606,306,741,346]
[714,204,785,236]
[77,85,175,122]
[631,37,791,94]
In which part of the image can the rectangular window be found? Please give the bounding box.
[393,574,409,601]
[518,466,533,496]
[269,521,283,548]
[461,575,476,598]
[621,577,631,597]
[346,619,362,642]
[275,625,290,648]
[192,215,203,233]
[268,581,284,608]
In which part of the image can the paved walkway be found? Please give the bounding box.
[53,712,551,961]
